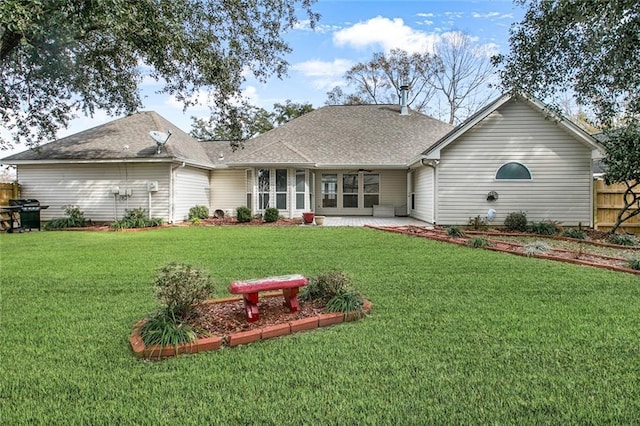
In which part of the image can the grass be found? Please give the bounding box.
[1,226,639,424]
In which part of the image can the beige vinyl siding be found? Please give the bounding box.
[410,166,435,223]
[436,100,593,226]
[17,163,170,222]
[173,167,210,222]
[314,169,407,216]
[210,169,247,214]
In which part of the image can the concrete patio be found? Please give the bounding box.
[312,216,432,227]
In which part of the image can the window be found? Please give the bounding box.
[342,174,358,208]
[275,169,287,209]
[321,174,338,208]
[245,170,252,209]
[295,170,305,210]
[496,162,532,180]
[258,169,270,209]
[363,174,379,207]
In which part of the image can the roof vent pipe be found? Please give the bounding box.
[400,85,409,115]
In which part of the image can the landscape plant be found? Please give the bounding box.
[504,211,527,232]
[111,208,163,229]
[628,257,640,270]
[236,206,252,223]
[446,226,465,238]
[188,205,210,221]
[523,241,551,257]
[467,215,488,231]
[263,207,280,223]
[562,228,586,240]
[527,220,560,235]
[44,205,88,229]
[607,233,639,247]
[467,236,489,248]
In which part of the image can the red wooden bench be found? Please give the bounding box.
[228,274,308,322]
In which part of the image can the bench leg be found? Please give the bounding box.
[282,287,300,312]
[243,293,260,322]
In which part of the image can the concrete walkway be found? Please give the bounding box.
[316,216,432,227]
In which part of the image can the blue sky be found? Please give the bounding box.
[7,0,526,155]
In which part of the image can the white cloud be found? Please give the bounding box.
[293,20,342,34]
[417,13,434,18]
[292,59,353,90]
[472,12,514,19]
[332,16,440,53]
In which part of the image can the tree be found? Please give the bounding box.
[325,34,497,124]
[0,0,318,149]
[429,31,497,124]
[494,0,639,233]
[190,99,313,146]
[325,48,440,112]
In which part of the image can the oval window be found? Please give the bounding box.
[496,162,531,180]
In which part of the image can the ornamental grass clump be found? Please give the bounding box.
[446,226,465,238]
[523,241,552,257]
[607,233,639,247]
[628,257,640,270]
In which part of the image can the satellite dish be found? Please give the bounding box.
[149,130,172,154]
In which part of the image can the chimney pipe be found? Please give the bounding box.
[400,85,409,115]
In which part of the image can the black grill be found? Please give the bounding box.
[9,199,49,231]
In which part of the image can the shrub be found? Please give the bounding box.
[467,215,488,231]
[111,208,164,229]
[563,228,586,240]
[153,262,215,320]
[504,211,528,232]
[263,207,280,223]
[188,205,209,221]
[236,206,252,223]
[523,241,551,256]
[44,205,88,229]
[467,237,489,248]
[627,257,640,270]
[138,308,197,354]
[607,233,639,247]
[446,226,465,238]
[527,220,561,235]
[324,289,365,317]
[300,271,352,303]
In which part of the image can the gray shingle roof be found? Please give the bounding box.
[3,111,213,167]
[223,104,454,167]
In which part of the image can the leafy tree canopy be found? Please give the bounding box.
[494,0,638,126]
[190,99,313,146]
[0,0,318,149]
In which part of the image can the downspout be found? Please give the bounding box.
[169,162,185,223]
[421,158,439,225]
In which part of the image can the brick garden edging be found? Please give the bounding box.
[130,297,372,359]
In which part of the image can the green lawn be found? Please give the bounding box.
[1,226,638,424]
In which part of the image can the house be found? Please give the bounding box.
[2,93,602,226]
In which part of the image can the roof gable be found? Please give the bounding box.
[3,112,214,167]
[421,94,603,160]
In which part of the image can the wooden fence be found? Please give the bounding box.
[0,182,20,206]
[594,180,640,233]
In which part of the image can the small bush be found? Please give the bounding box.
[139,308,197,353]
[188,205,209,221]
[154,262,215,320]
[300,271,352,303]
[467,215,488,231]
[111,208,163,229]
[325,290,365,317]
[45,205,88,229]
[563,229,586,240]
[446,226,465,238]
[263,207,280,223]
[527,220,560,235]
[467,237,490,248]
[627,257,640,270]
[523,241,551,256]
[504,211,528,232]
[607,233,639,247]
[236,206,252,223]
